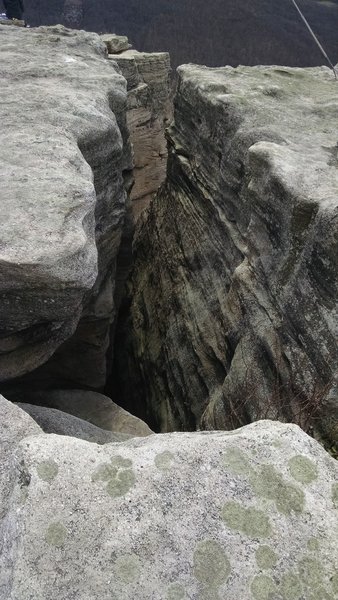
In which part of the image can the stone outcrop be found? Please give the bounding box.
[116,64,338,440]
[15,389,153,437]
[106,40,171,222]
[15,404,133,444]
[0,25,132,390]
[0,397,337,599]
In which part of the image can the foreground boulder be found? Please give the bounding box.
[0,400,337,599]
[116,64,338,440]
[0,25,131,386]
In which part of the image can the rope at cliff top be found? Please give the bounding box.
[290,0,337,79]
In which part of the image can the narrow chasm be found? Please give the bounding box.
[111,64,338,448]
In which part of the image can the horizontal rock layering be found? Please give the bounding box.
[0,26,132,386]
[116,65,338,439]
[0,397,337,599]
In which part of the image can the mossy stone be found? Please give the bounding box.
[223,447,252,475]
[106,468,135,498]
[255,545,277,569]
[114,554,141,584]
[332,483,338,509]
[45,522,67,547]
[193,539,231,588]
[37,460,59,483]
[280,572,303,600]
[288,456,318,484]
[155,451,175,471]
[251,574,277,600]
[221,501,272,538]
[298,556,323,589]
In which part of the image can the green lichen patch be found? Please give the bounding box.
[114,554,141,584]
[332,483,338,509]
[37,460,59,483]
[155,451,175,471]
[298,556,323,589]
[288,456,318,484]
[45,522,67,547]
[221,501,272,538]
[280,572,303,600]
[91,463,118,483]
[167,583,186,599]
[307,537,320,552]
[106,469,136,498]
[92,459,135,498]
[251,465,305,515]
[255,545,277,569]
[251,574,277,600]
[110,455,132,469]
[223,447,252,475]
[193,539,231,588]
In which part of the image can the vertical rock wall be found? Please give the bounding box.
[0,26,132,391]
[116,65,338,440]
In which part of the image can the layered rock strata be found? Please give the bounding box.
[116,65,338,439]
[106,39,171,222]
[1,397,337,600]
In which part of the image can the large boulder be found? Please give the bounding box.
[115,64,338,441]
[0,415,337,599]
[15,389,153,437]
[0,25,132,387]
[15,403,132,444]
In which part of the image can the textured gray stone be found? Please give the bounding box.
[116,64,338,441]
[15,389,153,437]
[101,33,130,54]
[0,418,337,599]
[0,25,132,386]
[15,403,132,444]
[109,48,171,222]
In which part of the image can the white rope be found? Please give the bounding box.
[290,0,337,79]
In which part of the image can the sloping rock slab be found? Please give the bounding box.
[16,389,153,436]
[0,25,130,382]
[15,403,131,444]
[1,419,337,599]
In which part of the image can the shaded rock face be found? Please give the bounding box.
[116,65,338,439]
[0,26,132,389]
[108,47,171,223]
[0,404,337,599]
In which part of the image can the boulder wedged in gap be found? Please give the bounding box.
[115,64,338,441]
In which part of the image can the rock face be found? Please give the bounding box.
[0,401,337,599]
[107,43,171,222]
[116,65,338,440]
[0,26,132,388]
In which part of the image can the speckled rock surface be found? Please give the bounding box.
[0,418,337,599]
[15,403,132,444]
[115,64,338,439]
[0,25,132,386]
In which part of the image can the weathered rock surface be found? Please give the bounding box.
[0,26,132,387]
[15,389,153,437]
[15,403,132,444]
[107,44,171,222]
[100,33,130,54]
[116,65,338,439]
[0,408,337,599]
